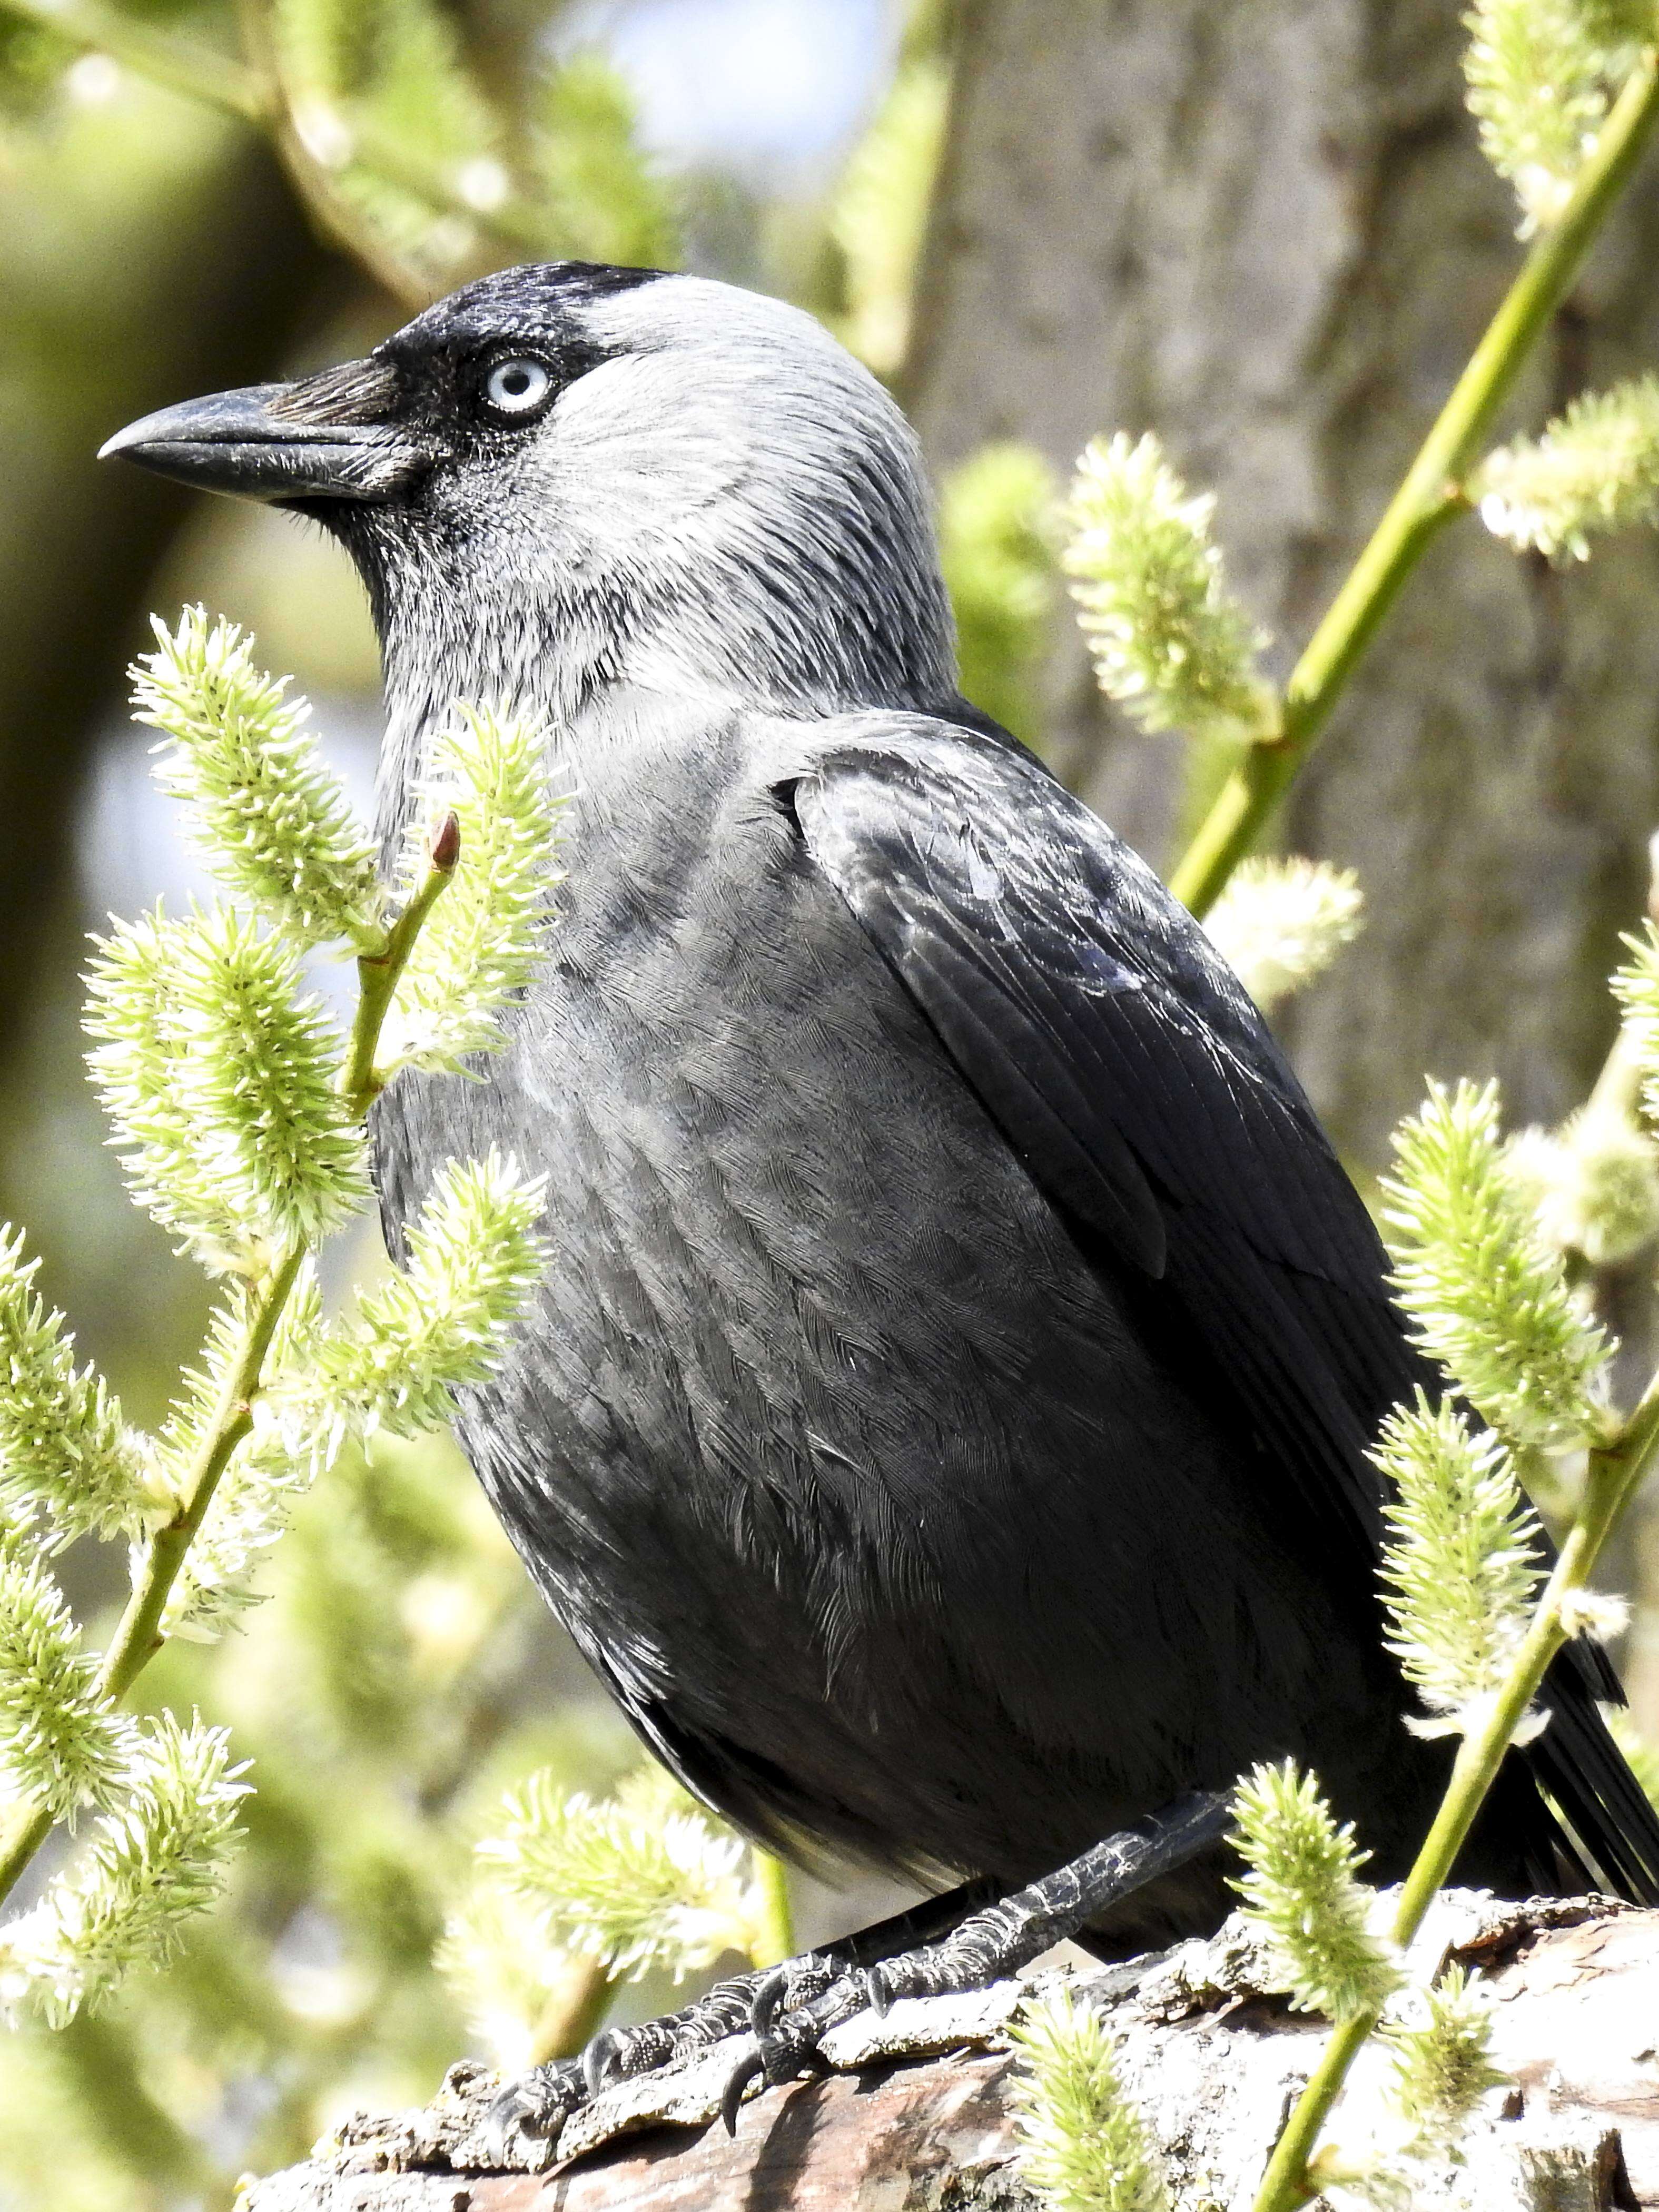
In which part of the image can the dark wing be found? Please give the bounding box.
[793,717,1414,1559]
[791,711,1659,1903]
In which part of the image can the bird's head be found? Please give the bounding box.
[102,262,956,744]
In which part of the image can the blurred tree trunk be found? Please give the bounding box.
[906,0,1659,1158]
[0,90,334,1076]
[903,0,1659,1718]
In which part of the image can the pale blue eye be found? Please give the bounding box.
[483,359,552,418]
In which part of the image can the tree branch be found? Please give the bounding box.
[241,1891,1659,2211]
[0,826,458,1914]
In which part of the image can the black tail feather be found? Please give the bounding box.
[1525,1646,1659,1904]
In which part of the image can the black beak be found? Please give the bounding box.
[98,358,428,506]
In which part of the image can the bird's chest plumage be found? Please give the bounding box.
[377,714,1030,1842]
[377,716,1018,1618]
[371,699,1384,1883]
[510,737,971,1526]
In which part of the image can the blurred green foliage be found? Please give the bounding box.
[938,442,1059,748]
[0,1423,635,2207]
[268,0,507,287]
[533,51,676,270]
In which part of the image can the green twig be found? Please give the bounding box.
[94,1246,307,1710]
[1587,1021,1648,1122]
[1252,1375,1659,2212]
[750,1848,795,1970]
[1171,45,1659,917]
[0,1240,303,1908]
[342,812,459,1115]
[0,839,456,1913]
[529,1953,617,2065]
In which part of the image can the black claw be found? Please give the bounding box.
[749,1963,792,2039]
[480,2092,532,2161]
[720,2048,765,2136]
[480,2066,581,2169]
[582,2028,623,2098]
[866,1962,895,2017]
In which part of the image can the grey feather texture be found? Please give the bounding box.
[101,260,1659,1946]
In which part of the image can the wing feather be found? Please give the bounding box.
[793,723,1408,1554]
[792,712,1659,1902]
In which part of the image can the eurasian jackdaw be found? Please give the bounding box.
[104,261,1659,2142]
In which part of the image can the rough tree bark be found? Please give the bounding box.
[243,1892,1659,2210]
[900,0,1659,1730]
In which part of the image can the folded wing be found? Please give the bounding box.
[791,710,1659,1903]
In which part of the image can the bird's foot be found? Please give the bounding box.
[478,1881,996,2167]
[483,1794,1229,2161]
[716,1789,1232,2130]
[480,1961,776,2167]
[480,2055,586,2169]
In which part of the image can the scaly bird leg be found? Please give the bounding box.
[720,1789,1232,2130]
[482,1873,999,2163]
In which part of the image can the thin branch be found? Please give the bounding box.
[0,838,457,1914]
[1170,44,1659,917]
[342,813,460,1115]
[530,1955,618,2065]
[0,1241,302,1908]
[750,1849,795,1970]
[96,1250,307,1709]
